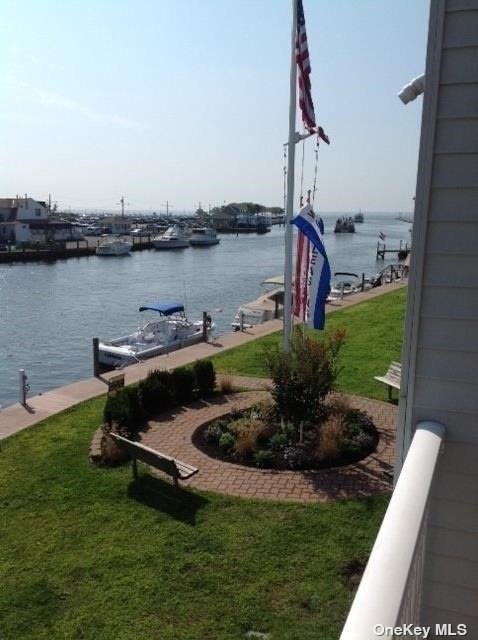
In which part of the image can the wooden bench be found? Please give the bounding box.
[110,433,198,491]
[374,361,402,400]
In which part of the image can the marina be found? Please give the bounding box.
[0,212,410,409]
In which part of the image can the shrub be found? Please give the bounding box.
[193,360,216,397]
[218,375,234,394]
[203,422,224,445]
[218,432,235,452]
[138,369,173,415]
[266,330,346,428]
[268,432,288,451]
[254,449,277,468]
[170,367,195,404]
[229,417,266,456]
[103,386,144,438]
[317,414,344,462]
[283,444,312,470]
[340,410,378,461]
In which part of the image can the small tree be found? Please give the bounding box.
[266,330,346,431]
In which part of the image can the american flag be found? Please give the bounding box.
[379,232,386,241]
[296,0,316,132]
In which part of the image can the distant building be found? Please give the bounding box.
[0,197,81,244]
[102,216,132,235]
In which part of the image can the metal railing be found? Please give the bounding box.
[340,421,445,640]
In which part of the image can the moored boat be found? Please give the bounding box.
[152,224,190,250]
[96,238,132,256]
[231,275,284,330]
[334,216,355,233]
[98,301,214,367]
[189,227,220,246]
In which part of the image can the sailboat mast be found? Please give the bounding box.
[283,0,298,352]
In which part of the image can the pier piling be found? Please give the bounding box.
[93,338,100,377]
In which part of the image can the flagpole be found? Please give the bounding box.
[283,0,298,353]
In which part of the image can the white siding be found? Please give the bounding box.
[399,0,478,630]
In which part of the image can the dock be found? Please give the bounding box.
[376,240,410,260]
[0,280,407,441]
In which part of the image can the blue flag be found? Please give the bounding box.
[291,204,331,329]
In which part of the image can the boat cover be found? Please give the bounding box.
[138,301,185,315]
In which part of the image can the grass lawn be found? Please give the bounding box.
[0,290,405,639]
[211,287,407,402]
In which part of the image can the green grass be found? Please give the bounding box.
[0,290,406,639]
[0,400,387,640]
[212,288,407,402]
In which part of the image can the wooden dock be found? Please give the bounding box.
[376,240,410,260]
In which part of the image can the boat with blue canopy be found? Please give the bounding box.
[98,300,214,367]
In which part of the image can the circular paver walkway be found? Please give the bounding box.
[139,377,397,502]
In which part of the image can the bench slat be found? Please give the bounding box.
[111,433,198,481]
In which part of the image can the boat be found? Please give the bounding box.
[334,216,355,233]
[231,275,284,330]
[152,224,190,250]
[354,210,364,223]
[328,280,359,299]
[96,238,132,256]
[189,227,220,246]
[98,301,214,367]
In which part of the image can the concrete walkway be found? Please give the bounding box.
[0,280,405,440]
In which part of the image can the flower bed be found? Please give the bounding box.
[194,396,379,471]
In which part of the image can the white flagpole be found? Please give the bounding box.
[283,0,298,353]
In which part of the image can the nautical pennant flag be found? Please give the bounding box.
[294,230,310,321]
[296,0,316,132]
[291,204,331,330]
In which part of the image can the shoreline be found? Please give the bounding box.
[0,280,406,440]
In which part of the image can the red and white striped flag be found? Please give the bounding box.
[296,0,316,132]
[294,228,311,320]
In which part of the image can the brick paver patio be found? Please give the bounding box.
[139,377,397,503]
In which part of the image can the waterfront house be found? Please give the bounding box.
[341,1,478,636]
[0,197,48,244]
[0,197,83,245]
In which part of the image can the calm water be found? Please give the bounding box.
[0,213,411,408]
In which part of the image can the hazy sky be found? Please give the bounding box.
[1,1,429,214]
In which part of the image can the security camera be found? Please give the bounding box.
[398,74,425,104]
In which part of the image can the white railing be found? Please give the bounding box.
[340,421,445,640]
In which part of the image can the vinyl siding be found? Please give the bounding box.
[404,0,478,630]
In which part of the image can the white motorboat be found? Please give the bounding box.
[96,238,132,256]
[189,227,220,246]
[328,280,359,299]
[152,224,190,250]
[98,301,214,367]
[231,275,284,330]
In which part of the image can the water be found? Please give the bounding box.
[0,212,410,408]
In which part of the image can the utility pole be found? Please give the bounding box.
[161,201,173,217]
[117,196,130,218]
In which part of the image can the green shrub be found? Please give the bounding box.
[218,432,235,452]
[103,387,144,438]
[203,423,224,444]
[254,449,276,468]
[170,367,195,404]
[193,360,216,397]
[268,432,288,451]
[266,330,346,428]
[138,369,173,415]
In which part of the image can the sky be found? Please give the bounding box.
[1,1,430,214]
